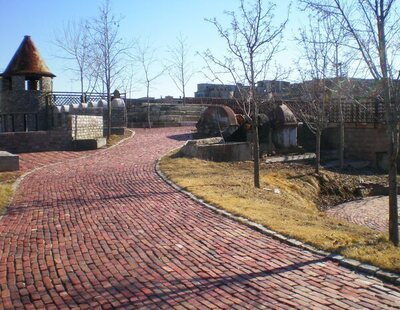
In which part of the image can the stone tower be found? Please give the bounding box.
[0,35,55,131]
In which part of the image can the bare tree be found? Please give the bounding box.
[203,0,288,188]
[297,14,355,171]
[54,20,98,98]
[300,0,400,245]
[295,19,333,174]
[168,34,195,105]
[325,18,349,170]
[90,0,130,139]
[133,40,166,128]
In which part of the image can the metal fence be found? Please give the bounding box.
[284,99,386,124]
[49,92,126,106]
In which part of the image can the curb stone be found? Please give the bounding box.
[155,158,400,286]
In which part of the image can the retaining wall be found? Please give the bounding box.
[299,123,388,167]
[0,114,105,153]
[127,103,208,127]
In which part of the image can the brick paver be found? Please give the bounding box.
[1,127,400,309]
[327,196,390,232]
[19,148,98,172]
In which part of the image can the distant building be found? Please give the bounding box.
[256,80,291,95]
[194,83,238,99]
[195,80,290,99]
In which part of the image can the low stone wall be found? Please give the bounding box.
[127,103,208,127]
[105,106,127,133]
[0,129,72,153]
[299,123,388,167]
[0,114,105,153]
[53,105,126,135]
[323,124,387,163]
[70,115,103,140]
[179,138,252,162]
[0,151,19,172]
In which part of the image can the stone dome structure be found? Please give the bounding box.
[269,103,297,127]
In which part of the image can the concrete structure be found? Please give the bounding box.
[0,36,55,132]
[194,80,290,99]
[127,103,207,128]
[0,114,105,153]
[194,83,245,99]
[256,80,291,96]
[269,103,298,149]
[0,151,19,172]
[179,137,252,162]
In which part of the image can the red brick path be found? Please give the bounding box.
[19,149,98,172]
[327,196,390,232]
[1,128,399,309]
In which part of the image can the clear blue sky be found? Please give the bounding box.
[0,0,302,98]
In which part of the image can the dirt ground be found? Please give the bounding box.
[268,160,389,210]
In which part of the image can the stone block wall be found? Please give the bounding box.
[0,129,72,153]
[0,90,49,131]
[103,106,127,134]
[299,123,388,165]
[0,114,105,153]
[127,103,207,127]
[323,124,388,162]
[53,105,126,136]
[70,115,103,140]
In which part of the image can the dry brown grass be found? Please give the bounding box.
[0,171,20,215]
[160,155,400,273]
[106,129,133,147]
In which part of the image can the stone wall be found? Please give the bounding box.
[70,115,103,140]
[53,102,126,135]
[0,114,105,153]
[179,138,252,162]
[323,124,388,162]
[0,90,49,131]
[299,123,388,166]
[0,129,71,153]
[127,103,207,127]
[103,106,126,134]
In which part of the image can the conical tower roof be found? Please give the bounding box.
[1,35,55,78]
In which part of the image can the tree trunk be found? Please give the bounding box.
[377,14,399,245]
[253,99,260,188]
[80,70,84,102]
[253,116,260,188]
[107,86,111,140]
[388,119,399,246]
[315,129,321,174]
[338,98,345,169]
[339,121,344,169]
[146,82,151,129]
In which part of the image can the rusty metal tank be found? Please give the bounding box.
[196,105,239,138]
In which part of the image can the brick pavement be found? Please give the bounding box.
[19,150,98,172]
[327,196,390,232]
[0,127,400,309]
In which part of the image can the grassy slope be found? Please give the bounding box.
[160,156,400,273]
